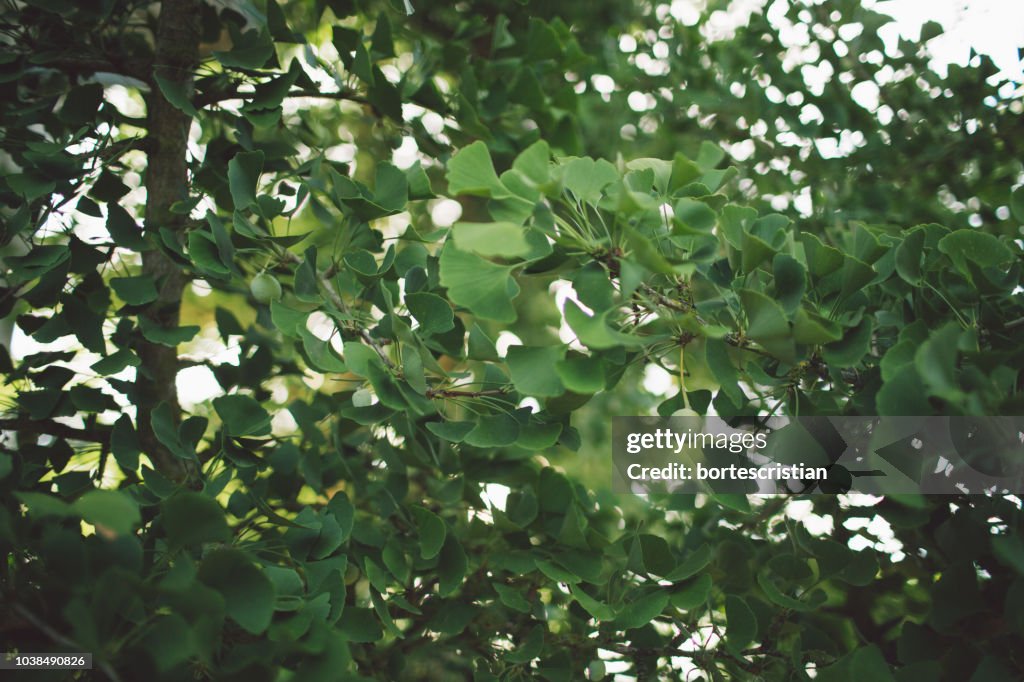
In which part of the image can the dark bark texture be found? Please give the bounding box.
[138,0,200,483]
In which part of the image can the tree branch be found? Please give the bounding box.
[195,88,370,109]
[18,53,150,84]
[425,388,510,399]
[277,249,395,369]
[136,0,201,484]
[9,603,122,682]
[0,418,111,445]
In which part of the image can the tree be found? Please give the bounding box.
[1,1,1022,680]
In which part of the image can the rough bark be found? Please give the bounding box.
[137,0,200,483]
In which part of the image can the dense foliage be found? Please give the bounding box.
[1,1,1023,680]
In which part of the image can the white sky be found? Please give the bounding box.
[872,0,1024,81]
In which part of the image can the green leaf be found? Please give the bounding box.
[792,308,842,345]
[6,245,68,281]
[517,420,562,449]
[623,228,682,275]
[664,544,712,582]
[614,591,669,630]
[524,15,563,59]
[138,317,199,346]
[463,413,520,447]
[512,140,551,188]
[773,254,806,315]
[720,204,756,249]
[706,338,744,406]
[269,301,307,337]
[91,348,141,376]
[7,171,55,201]
[151,401,196,460]
[153,73,198,117]
[572,262,616,313]
[342,341,379,377]
[107,204,147,251]
[992,535,1024,575]
[670,152,702,192]
[851,645,896,682]
[741,231,778,274]
[1011,186,1024,223]
[110,275,158,305]
[425,420,474,443]
[696,140,726,170]
[556,353,605,394]
[140,614,197,672]
[214,29,274,69]
[187,231,230,277]
[669,574,712,610]
[198,549,275,634]
[228,150,264,210]
[558,503,589,549]
[801,233,844,277]
[880,339,916,382]
[840,255,877,298]
[757,568,824,612]
[90,170,130,203]
[505,626,544,664]
[636,533,675,576]
[326,491,355,542]
[446,141,508,197]
[725,595,757,653]
[562,157,619,204]
[507,345,566,397]
[938,229,1014,271]
[823,318,873,367]
[505,487,539,527]
[468,323,500,361]
[213,394,272,437]
[876,364,933,416]
[299,327,348,373]
[438,535,468,596]
[381,542,410,587]
[673,198,716,234]
[571,585,615,620]
[739,288,794,361]
[162,491,232,547]
[15,492,75,520]
[895,228,925,284]
[625,158,672,194]
[563,300,643,350]
[406,292,455,334]
[248,62,301,110]
[73,490,140,536]
[365,362,408,411]
[494,583,531,613]
[110,415,140,470]
[312,513,345,560]
[412,506,446,560]
[439,245,520,323]
[451,222,532,257]
[338,607,384,643]
[914,323,962,401]
[535,558,581,584]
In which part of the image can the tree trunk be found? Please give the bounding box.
[138,0,200,483]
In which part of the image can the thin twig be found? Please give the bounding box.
[276,249,394,368]
[195,88,370,109]
[425,388,509,399]
[12,603,122,682]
